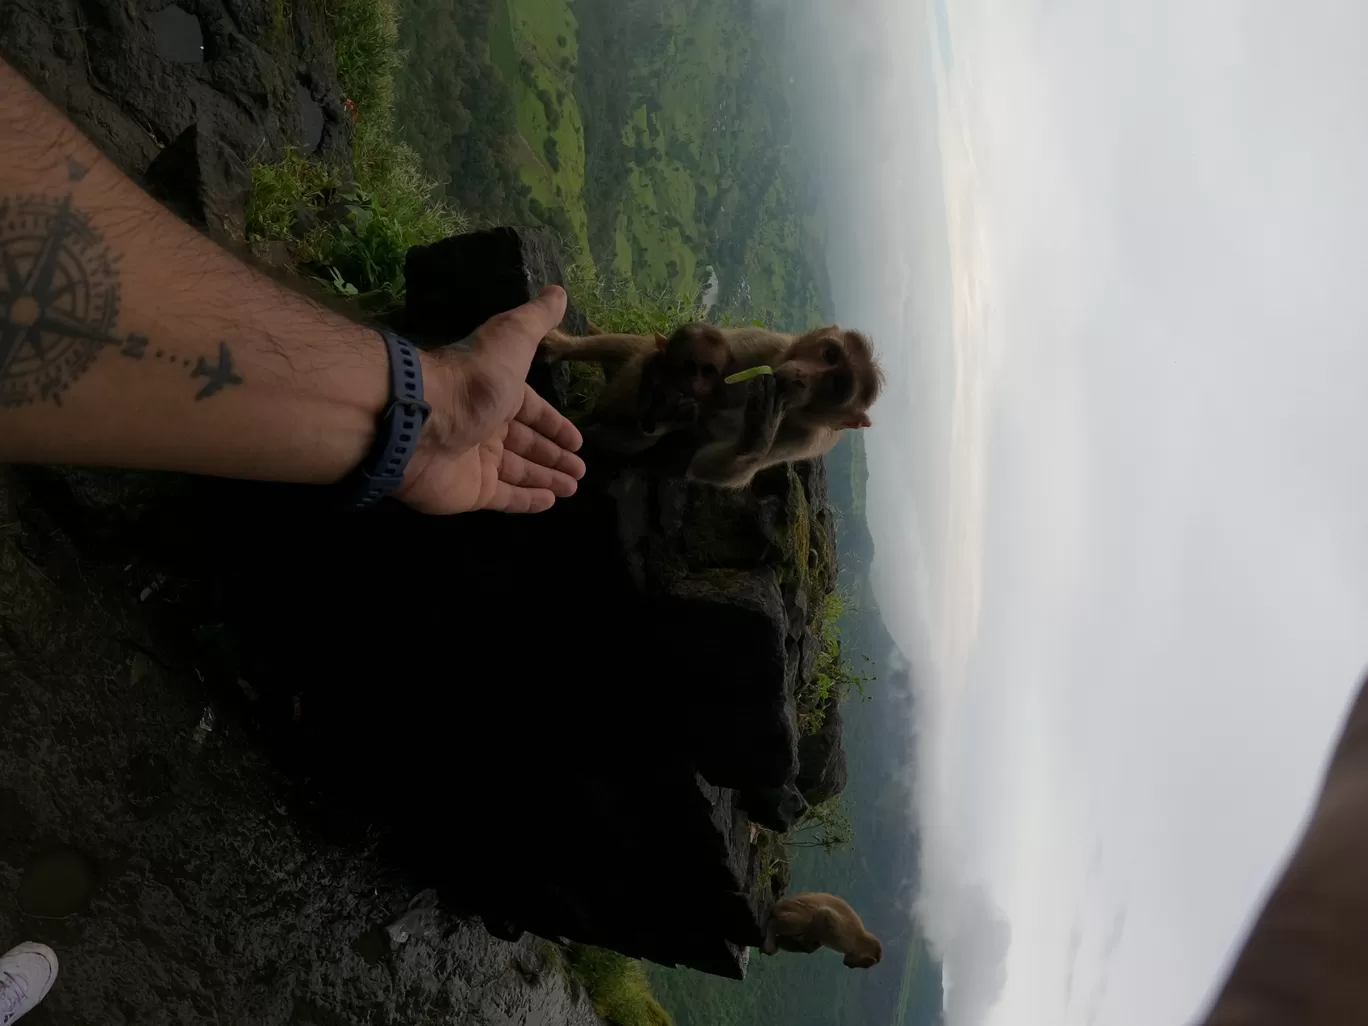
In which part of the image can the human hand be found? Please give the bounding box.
[397,286,586,514]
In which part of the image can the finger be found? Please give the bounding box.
[474,286,569,368]
[515,384,585,460]
[499,449,580,498]
[485,481,557,514]
[505,420,587,481]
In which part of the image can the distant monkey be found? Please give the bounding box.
[543,323,883,484]
[761,892,883,969]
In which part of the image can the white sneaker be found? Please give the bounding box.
[0,943,58,1024]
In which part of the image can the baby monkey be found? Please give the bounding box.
[571,322,734,453]
[637,322,734,433]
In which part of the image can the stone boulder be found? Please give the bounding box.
[797,701,849,806]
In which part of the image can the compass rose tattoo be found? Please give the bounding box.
[0,193,244,408]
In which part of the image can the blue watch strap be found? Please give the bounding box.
[341,329,432,511]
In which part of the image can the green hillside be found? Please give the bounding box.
[573,0,826,325]
[392,0,828,328]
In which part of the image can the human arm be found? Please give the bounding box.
[0,58,583,514]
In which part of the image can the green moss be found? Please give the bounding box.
[564,945,674,1026]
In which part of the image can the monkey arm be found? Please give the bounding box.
[687,439,764,488]
[542,331,655,364]
[768,422,842,463]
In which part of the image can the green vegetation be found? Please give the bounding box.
[392,0,529,218]
[797,590,874,736]
[493,0,593,254]
[753,795,855,895]
[565,945,675,1026]
[248,0,830,321]
[571,0,826,324]
[245,0,466,308]
[563,262,706,336]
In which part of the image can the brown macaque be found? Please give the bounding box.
[761,892,883,969]
[543,323,733,453]
[543,323,883,483]
[1197,672,1368,1026]
[638,322,733,434]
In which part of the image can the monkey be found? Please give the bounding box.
[542,323,883,484]
[760,892,883,969]
[636,322,734,435]
[543,322,733,454]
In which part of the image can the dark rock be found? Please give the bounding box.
[18,846,96,918]
[151,5,206,64]
[143,119,252,242]
[1,472,605,1026]
[797,702,849,806]
[738,783,808,833]
[663,569,798,793]
[402,227,590,347]
[295,79,325,153]
[786,583,809,639]
[2,0,349,217]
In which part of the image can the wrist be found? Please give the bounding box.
[414,348,455,451]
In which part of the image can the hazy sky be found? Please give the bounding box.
[786,1,1368,1023]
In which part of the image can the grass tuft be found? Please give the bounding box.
[563,261,706,336]
[565,945,675,1026]
[795,589,874,737]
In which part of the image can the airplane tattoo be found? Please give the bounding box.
[190,342,244,400]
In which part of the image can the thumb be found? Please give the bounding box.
[475,285,569,365]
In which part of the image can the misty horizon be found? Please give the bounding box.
[772,1,1368,1024]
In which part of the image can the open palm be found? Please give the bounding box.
[395,288,586,515]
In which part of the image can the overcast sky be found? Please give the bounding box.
[785,1,1368,1023]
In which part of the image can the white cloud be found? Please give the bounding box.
[790,0,1368,1023]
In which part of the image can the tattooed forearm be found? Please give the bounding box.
[0,189,243,409]
[1,56,394,487]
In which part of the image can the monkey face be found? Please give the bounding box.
[660,324,730,400]
[670,355,724,399]
[843,935,884,969]
[769,326,881,430]
[778,330,858,410]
